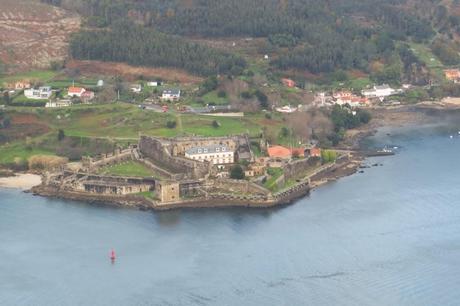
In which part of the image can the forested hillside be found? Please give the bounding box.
[42,0,460,79]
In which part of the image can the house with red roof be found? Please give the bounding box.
[68,86,86,97]
[267,146,306,159]
[267,145,292,159]
[308,148,322,158]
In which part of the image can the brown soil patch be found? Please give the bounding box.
[0,0,80,72]
[66,60,204,85]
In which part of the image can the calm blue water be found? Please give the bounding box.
[1,125,460,306]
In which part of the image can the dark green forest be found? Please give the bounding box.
[70,21,246,76]
[43,0,456,78]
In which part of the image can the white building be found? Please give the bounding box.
[24,86,52,99]
[131,84,142,93]
[68,86,86,97]
[362,84,396,100]
[185,145,234,165]
[147,81,161,87]
[46,100,73,108]
[161,89,181,101]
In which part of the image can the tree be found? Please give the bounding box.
[57,129,66,141]
[212,120,220,128]
[230,165,245,180]
[321,150,337,163]
[166,120,177,129]
[2,91,10,106]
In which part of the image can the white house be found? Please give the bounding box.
[68,86,86,97]
[161,89,181,101]
[275,105,297,113]
[147,81,161,87]
[24,86,52,99]
[362,84,396,100]
[131,84,142,93]
[185,145,234,165]
[46,100,72,108]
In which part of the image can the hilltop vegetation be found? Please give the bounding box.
[70,21,246,76]
[42,0,446,79]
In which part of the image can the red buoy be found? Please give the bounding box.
[110,249,116,261]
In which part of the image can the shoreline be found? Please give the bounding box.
[0,173,42,190]
[7,105,454,211]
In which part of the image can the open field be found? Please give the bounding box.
[0,70,58,86]
[66,60,204,85]
[0,103,293,166]
[98,161,156,178]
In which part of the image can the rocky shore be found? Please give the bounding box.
[9,105,456,211]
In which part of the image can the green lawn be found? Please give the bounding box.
[0,70,57,85]
[12,94,48,105]
[408,42,444,69]
[0,142,55,165]
[98,161,156,177]
[200,91,229,105]
[264,167,284,191]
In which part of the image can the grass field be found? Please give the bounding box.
[200,91,229,105]
[263,167,284,191]
[0,142,55,165]
[0,70,58,85]
[98,161,156,177]
[408,42,444,69]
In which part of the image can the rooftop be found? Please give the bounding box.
[186,144,230,155]
[163,89,181,95]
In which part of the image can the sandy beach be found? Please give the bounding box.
[0,173,42,190]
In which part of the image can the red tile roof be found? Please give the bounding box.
[310,148,322,157]
[68,87,85,94]
[267,145,292,159]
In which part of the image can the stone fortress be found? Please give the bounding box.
[36,134,315,209]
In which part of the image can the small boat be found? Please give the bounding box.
[450,135,454,139]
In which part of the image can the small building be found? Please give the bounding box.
[97,80,104,87]
[308,148,322,158]
[444,69,460,83]
[157,181,180,203]
[281,78,296,88]
[24,86,52,99]
[147,81,161,87]
[291,147,306,158]
[81,90,95,102]
[46,100,72,108]
[267,145,292,160]
[161,89,181,101]
[68,86,86,97]
[131,84,142,93]
[362,84,396,100]
[275,105,297,113]
[185,145,234,165]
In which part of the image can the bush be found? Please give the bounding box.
[166,120,177,129]
[230,165,245,180]
[212,120,220,128]
[28,155,68,171]
[321,150,337,163]
[217,90,227,98]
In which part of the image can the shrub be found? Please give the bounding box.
[28,155,68,171]
[230,165,245,180]
[166,120,177,129]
